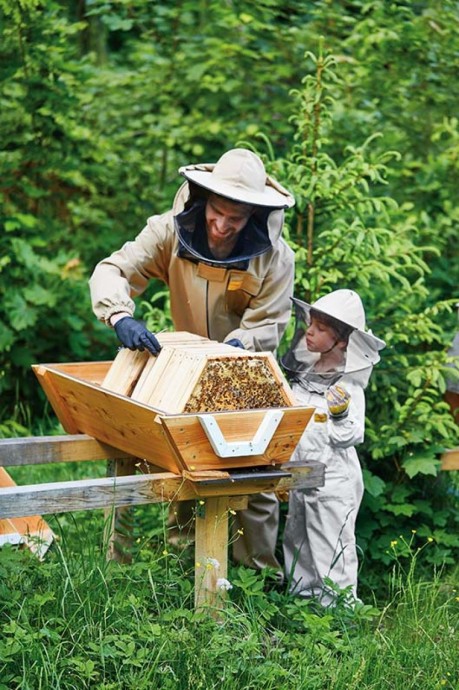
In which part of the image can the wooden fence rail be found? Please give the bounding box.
[0,434,325,611]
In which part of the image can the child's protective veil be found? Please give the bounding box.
[281,289,386,390]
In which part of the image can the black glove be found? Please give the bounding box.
[114,317,161,355]
[226,338,245,349]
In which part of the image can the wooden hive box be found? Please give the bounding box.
[33,332,314,474]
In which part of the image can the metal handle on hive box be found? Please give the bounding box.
[197,410,284,458]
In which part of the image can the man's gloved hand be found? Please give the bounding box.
[226,338,245,349]
[326,384,351,418]
[114,317,161,355]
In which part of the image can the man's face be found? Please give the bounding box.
[205,193,254,259]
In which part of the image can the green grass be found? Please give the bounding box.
[1,461,458,689]
[1,510,458,689]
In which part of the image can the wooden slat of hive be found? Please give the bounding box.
[129,353,160,401]
[101,332,217,400]
[102,348,150,396]
[160,351,210,413]
[157,331,210,345]
[130,347,177,404]
[139,349,207,412]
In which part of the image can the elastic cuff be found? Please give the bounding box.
[104,309,133,327]
[109,312,132,327]
[329,410,349,421]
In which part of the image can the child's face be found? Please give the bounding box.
[306,316,342,353]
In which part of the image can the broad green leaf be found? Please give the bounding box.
[402,455,440,478]
[4,293,38,331]
[362,469,386,497]
[385,503,416,517]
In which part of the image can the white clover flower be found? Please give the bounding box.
[217,577,233,591]
[205,557,220,570]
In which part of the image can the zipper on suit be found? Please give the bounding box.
[205,281,211,338]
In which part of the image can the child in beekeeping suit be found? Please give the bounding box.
[280,289,385,606]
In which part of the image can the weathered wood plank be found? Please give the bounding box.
[104,457,138,563]
[0,462,324,519]
[185,461,325,497]
[0,473,188,518]
[195,496,229,612]
[441,447,459,470]
[0,434,133,467]
[0,468,54,558]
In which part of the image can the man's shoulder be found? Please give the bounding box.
[143,209,176,239]
[268,236,295,264]
[278,236,295,258]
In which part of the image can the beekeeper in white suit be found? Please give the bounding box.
[281,289,385,606]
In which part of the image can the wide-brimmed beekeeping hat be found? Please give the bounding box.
[179,148,295,209]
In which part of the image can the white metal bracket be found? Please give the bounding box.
[197,410,284,458]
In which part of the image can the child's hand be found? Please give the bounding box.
[326,384,351,418]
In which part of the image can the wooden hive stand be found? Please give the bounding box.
[1,331,322,612]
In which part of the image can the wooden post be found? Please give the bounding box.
[194,496,230,612]
[104,457,138,563]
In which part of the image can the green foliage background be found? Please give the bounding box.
[1,0,458,583]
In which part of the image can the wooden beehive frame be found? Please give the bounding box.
[33,331,314,473]
[101,333,296,415]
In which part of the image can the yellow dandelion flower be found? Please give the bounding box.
[411,529,417,534]
[162,550,168,556]
[196,561,201,568]
[427,536,434,543]
[237,529,244,535]
[199,500,205,505]
[390,540,398,548]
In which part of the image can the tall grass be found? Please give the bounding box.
[0,522,457,690]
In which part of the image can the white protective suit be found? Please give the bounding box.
[281,290,385,605]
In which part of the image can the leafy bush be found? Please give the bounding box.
[1,0,458,586]
[259,45,459,588]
